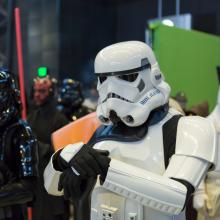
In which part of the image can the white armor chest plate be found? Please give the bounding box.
[91,111,184,220]
[94,122,165,175]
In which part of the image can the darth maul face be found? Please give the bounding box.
[33,84,50,106]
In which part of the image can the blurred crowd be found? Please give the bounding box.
[0,67,97,220]
[27,69,97,220]
[0,64,219,220]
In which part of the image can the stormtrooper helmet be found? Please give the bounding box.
[94,41,171,127]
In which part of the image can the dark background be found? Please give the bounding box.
[1,0,220,93]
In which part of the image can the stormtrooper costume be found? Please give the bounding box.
[44,41,216,220]
[193,82,220,220]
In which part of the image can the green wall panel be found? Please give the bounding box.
[153,24,220,111]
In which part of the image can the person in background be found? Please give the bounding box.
[57,78,93,121]
[0,68,38,220]
[193,67,220,220]
[28,73,69,220]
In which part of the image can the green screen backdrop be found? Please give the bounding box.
[153,24,220,111]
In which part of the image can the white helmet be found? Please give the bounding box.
[94,41,170,127]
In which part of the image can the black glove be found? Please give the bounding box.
[58,168,96,201]
[56,144,111,178]
[57,145,111,201]
[69,147,111,179]
[58,169,97,220]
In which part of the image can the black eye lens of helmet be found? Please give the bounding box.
[118,72,138,82]
[99,76,107,83]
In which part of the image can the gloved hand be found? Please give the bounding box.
[56,144,111,179]
[69,147,111,179]
[58,169,96,201]
[58,145,111,202]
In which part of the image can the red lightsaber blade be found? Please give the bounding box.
[15,7,27,120]
[15,7,32,220]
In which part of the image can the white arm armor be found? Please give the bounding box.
[103,116,216,215]
[44,142,84,196]
[44,153,63,196]
[103,156,209,215]
[175,116,217,166]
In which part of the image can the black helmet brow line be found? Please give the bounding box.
[95,63,151,77]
